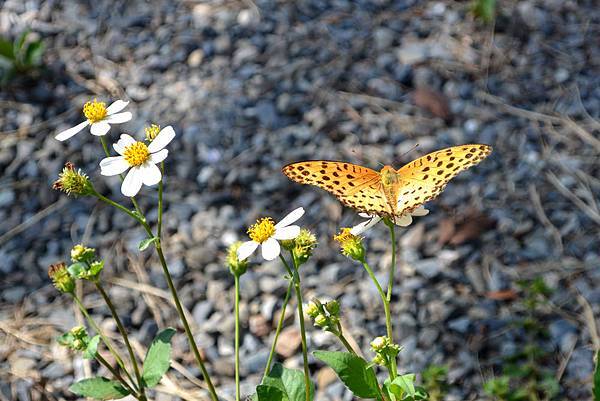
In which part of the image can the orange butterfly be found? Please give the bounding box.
[282,144,492,220]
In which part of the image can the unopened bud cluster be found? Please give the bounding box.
[306,299,341,334]
[281,229,317,266]
[58,326,90,352]
[69,244,104,281]
[370,336,401,367]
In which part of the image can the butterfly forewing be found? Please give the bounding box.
[394,144,492,215]
[282,161,393,216]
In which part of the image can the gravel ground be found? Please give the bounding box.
[1,0,599,400]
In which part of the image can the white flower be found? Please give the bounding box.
[350,205,429,235]
[237,207,305,261]
[55,99,132,141]
[99,126,176,197]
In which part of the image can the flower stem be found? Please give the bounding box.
[263,280,293,379]
[280,254,311,401]
[234,274,241,401]
[155,242,220,401]
[337,332,356,354]
[94,281,145,397]
[385,220,396,304]
[359,259,396,379]
[95,353,138,397]
[157,163,164,237]
[71,294,138,391]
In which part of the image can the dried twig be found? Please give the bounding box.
[528,184,564,253]
[546,172,600,225]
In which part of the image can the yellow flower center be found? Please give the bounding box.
[333,227,354,245]
[145,124,161,141]
[83,99,107,123]
[248,217,276,243]
[123,141,150,166]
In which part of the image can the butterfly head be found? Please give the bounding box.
[380,165,399,188]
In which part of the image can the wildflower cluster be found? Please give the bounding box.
[334,227,365,261]
[52,162,94,197]
[57,326,100,360]
[281,228,317,265]
[306,299,341,334]
[370,336,401,368]
[68,244,104,281]
[227,242,249,276]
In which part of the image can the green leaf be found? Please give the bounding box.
[24,40,43,67]
[84,335,100,360]
[594,350,600,401]
[313,350,379,398]
[256,384,285,401]
[13,30,29,54]
[69,377,129,400]
[389,374,416,397]
[0,37,15,60]
[470,0,496,23]
[142,327,176,387]
[139,237,158,251]
[260,363,314,401]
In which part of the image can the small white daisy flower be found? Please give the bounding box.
[350,205,429,235]
[55,99,132,141]
[237,207,305,261]
[99,126,176,197]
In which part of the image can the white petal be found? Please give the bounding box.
[148,126,176,153]
[55,120,89,141]
[350,215,381,235]
[99,156,129,176]
[149,149,168,164]
[90,121,111,136]
[261,237,281,261]
[275,207,305,229]
[358,212,372,218]
[237,241,259,261]
[105,112,132,124]
[411,206,429,217]
[273,225,300,240]
[106,100,129,114]
[395,214,413,227]
[140,162,162,186]
[113,134,136,155]
[121,166,144,197]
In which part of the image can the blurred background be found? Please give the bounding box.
[0,0,598,400]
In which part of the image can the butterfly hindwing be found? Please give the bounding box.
[282,161,393,216]
[394,144,492,215]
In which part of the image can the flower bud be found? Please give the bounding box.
[227,242,249,276]
[305,301,320,318]
[325,300,340,316]
[314,314,328,328]
[145,124,161,141]
[292,229,317,265]
[53,162,94,197]
[333,228,365,261]
[48,262,75,294]
[71,244,96,263]
[371,336,389,352]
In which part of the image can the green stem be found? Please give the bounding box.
[95,353,138,397]
[157,163,164,238]
[71,294,138,391]
[280,254,311,401]
[360,259,396,379]
[155,243,219,401]
[263,280,293,379]
[385,220,396,304]
[95,281,145,397]
[234,274,242,401]
[337,332,356,354]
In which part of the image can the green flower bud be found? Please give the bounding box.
[280,238,296,251]
[372,354,386,366]
[371,336,389,352]
[325,300,340,316]
[144,124,161,142]
[53,162,94,197]
[292,229,317,265]
[227,242,249,276]
[48,262,75,294]
[305,301,320,318]
[333,228,365,261]
[314,314,328,327]
[58,326,89,352]
[71,244,96,263]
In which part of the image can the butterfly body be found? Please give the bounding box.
[282,144,492,220]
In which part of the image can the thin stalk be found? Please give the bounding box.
[155,243,219,401]
[280,254,311,401]
[95,281,145,397]
[96,353,137,396]
[234,274,241,401]
[157,163,164,237]
[385,221,396,303]
[71,294,138,391]
[337,333,356,354]
[263,280,293,379]
[360,259,396,379]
